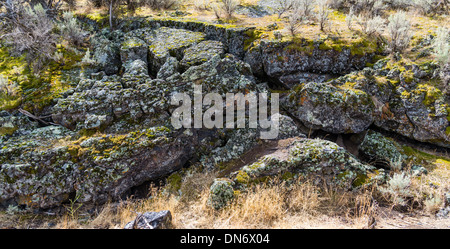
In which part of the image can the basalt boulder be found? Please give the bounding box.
[282,82,375,134]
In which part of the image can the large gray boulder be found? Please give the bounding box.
[0,125,196,208]
[208,137,385,209]
[282,82,375,134]
[180,40,225,70]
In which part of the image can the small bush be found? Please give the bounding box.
[316,0,331,32]
[345,7,355,30]
[0,75,21,110]
[194,0,212,10]
[57,11,88,48]
[354,0,385,17]
[413,0,449,16]
[387,11,412,54]
[144,0,179,10]
[273,0,295,18]
[287,0,315,36]
[0,76,18,97]
[328,0,347,10]
[296,0,316,17]
[379,172,412,206]
[1,2,58,72]
[384,0,412,10]
[424,195,443,214]
[212,0,240,19]
[432,27,450,65]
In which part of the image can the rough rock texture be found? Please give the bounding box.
[359,130,404,169]
[2,16,449,212]
[118,17,255,59]
[144,27,206,75]
[235,138,379,189]
[282,82,375,134]
[332,60,450,147]
[52,76,144,130]
[0,125,198,208]
[245,39,375,80]
[208,137,385,209]
[1,24,266,209]
[124,210,172,229]
[120,36,148,65]
[200,113,303,171]
[180,40,225,70]
[91,29,123,75]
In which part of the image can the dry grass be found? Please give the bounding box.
[50,175,379,229]
[3,161,449,229]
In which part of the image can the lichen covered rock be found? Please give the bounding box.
[0,125,197,208]
[282,82,375,134]
[359,130,405,169]
[91,29,123,75]
[120,36,148,65]
[207,178,235,210]
[180,40,225,70]
[245,38,376,81]
[331,60,450,147]
[208,137,384,209]
[236,138,377,189]
[145,27,206,75]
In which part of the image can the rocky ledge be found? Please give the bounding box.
[0,17,448,210]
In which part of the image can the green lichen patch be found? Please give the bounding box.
[208,178,235,210]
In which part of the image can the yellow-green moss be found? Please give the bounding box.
[235,170,250,184]
[402,70,415,83]
[401,90,411,99]
[286,38,315,55]
[0,127,18,136]
[167,172,183,192]
[402,145,450,170]
[244,29,263,51]
[348,37,379,56]
[414,84,442,107]
[0,45,83,112]
[352,173,369,187]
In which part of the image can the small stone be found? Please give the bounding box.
[124,210,173,229]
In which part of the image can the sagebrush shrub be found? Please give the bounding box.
[384,0,412,9]
[379,172,412,206]
[57,11,87,48]
[1,1,58,72]
[432,27,450,65]
[346,7,355,30]
[413,0,449,16]
[357,14,385,36]
[354,0,385,17]
[286,0,315,35]
[194,0,211,10]
[273,0,295,18]
[387,11,412,54]
[212,0,240,19]
[144,0,179,9]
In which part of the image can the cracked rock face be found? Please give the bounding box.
[244,39,374,81]
[0,125,197,208]
[282,82,375,134]
[0,25,265,209]
[1,17,449,211]
[208,137,385,209]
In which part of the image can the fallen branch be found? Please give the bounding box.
[18,108,60,126]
